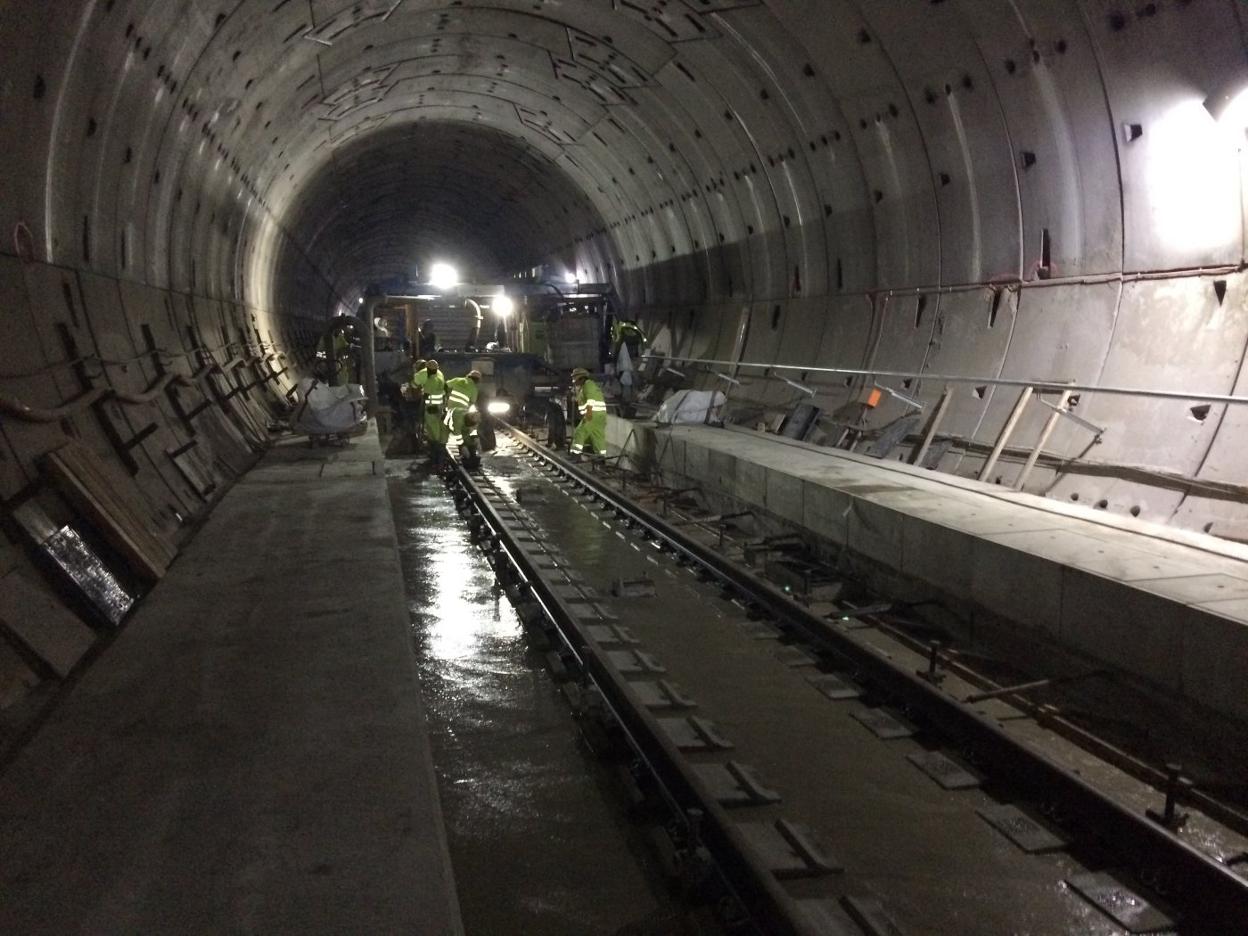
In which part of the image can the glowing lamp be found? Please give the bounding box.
[429,263,459,290]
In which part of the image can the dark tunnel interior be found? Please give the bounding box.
[5,3,1248,930]
[273,121,611,313]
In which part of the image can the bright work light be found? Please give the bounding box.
[487,400,512,416]
[429,263,459,290]
[493,294,515,317]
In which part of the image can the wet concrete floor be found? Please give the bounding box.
[387,462,701,936]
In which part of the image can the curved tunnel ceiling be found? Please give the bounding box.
[273,121,612,312]
[4,0,1248,534]
[14,1,1248,307]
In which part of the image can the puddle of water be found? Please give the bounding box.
[389,466,696,935]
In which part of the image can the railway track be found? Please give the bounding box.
[442,425,1248,935]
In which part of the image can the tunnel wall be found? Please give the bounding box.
[550,0,1248,541]
[0,4,326,724]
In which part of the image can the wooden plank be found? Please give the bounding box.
[50,444,174,569]
[42,442,172,580]
[58,441,176,565]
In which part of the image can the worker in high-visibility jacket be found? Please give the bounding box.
[611,319,647,362]
[317,317,358,386]
[443,370,482,463]
[570,367,607,457]
[402,358,426,432]
[410,359,448,462]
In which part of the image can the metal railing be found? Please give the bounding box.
[643,353,1248,407]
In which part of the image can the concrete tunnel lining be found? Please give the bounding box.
[4,1,1248,930]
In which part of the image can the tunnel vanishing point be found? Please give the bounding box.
[5,1,1248,933]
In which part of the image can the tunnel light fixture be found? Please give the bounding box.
[429,263,459,290]
[487,400,512,416]
[714,372,742,386]
[493,293,515,317]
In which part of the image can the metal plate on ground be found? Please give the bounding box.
[841,895,906,935]
[630,680,696,710]
[586,624,638,645]
[907,751,981,790]
[806,673,864,700]
[553,583,599,600]
[658,715,733,750]
[774,645,819,668]
[737,819,841,879]
[976,804,1069,853]
[610,576,656,598]
[850,707,916,739]
[607,650,666,675]
[1065,872,1176,933]
[692,761,781,806]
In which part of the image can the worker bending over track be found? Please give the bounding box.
[410,359,448,466]
[611,318,647,362]
[444,370,482,469]
[570,367,607,457]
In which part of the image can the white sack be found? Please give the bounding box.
[292,378,368,435]
[655,389,726,425]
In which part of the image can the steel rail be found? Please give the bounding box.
[499,422,1248,931]
[646,353,1248,407]
[442,456,824,936]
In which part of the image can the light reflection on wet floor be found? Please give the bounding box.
[389,463,691,936]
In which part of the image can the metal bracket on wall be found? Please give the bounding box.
[1036,398,1106,437]
[1014,391,1105,492]
[140,324,197,439]
[56,323,140,476]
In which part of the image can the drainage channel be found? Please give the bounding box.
[443,426,1248,935]
[386,463,707,936]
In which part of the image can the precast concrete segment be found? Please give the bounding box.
[608,416,1248,725]
[0,426,463,936]
[468,438,1133,935]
